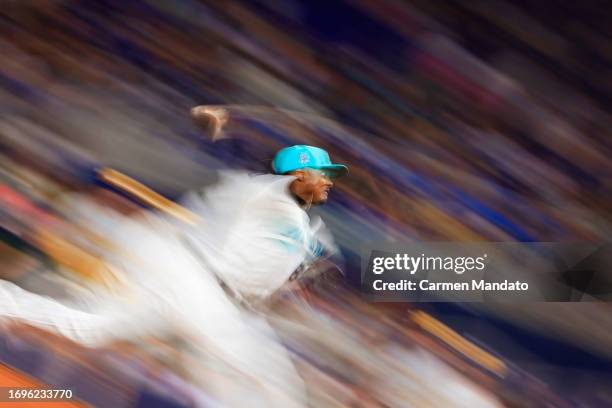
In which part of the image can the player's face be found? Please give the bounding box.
[291,169,334,205]
[308,169,334,204]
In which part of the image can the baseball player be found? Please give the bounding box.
[0,143,348,407]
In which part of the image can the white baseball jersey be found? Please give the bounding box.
[0,171,336,407]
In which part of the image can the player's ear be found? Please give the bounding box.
[291,170,305,182]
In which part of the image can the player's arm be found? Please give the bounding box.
[190,105,229,141]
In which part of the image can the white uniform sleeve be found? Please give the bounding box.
[181,172,315,299]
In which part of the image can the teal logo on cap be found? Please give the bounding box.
[299,152,310,165]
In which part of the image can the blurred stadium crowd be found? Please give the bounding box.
[1,0,611,407]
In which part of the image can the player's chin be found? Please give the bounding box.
[313,192,329,204]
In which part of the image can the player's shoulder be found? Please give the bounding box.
[182,171,300,218]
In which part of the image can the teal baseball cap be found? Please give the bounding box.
[272,145,348,178]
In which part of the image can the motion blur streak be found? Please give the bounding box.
[410,311,507,376]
